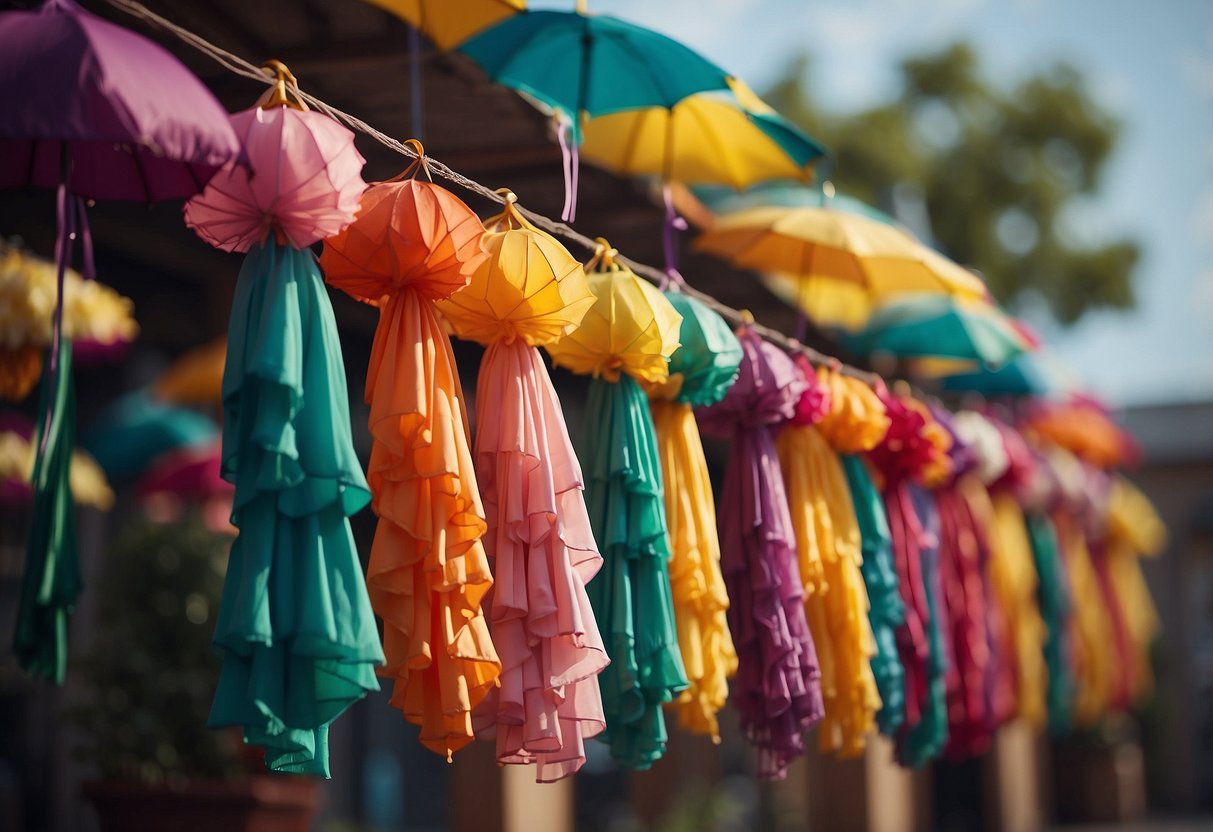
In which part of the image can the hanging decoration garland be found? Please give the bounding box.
[184,73,384,775]
[546,240,688,769]
[643,290,742,743]
[698,328,823,780]
[320,144,501,760]
[775,356,882,757]
[437,191,609,782]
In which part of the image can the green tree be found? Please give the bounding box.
[766,44,1139,325]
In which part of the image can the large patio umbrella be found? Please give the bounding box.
[461,6,732,219]
[847,294,1031,368]
[0,0,240,682]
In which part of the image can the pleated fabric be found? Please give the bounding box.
[1053,509,1115,727]
[903,483,950,767]
[210,242,383,775]
[580,374,687,769]
[698,330,822,780]
[776,413,880,757]
[322,176,501,759]
[469,339,608,781]
[842,454,906,737]
[646,291,741,742]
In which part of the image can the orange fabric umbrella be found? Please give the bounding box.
[320,155,500,759]
[152,336,227,405]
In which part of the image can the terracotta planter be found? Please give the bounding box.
[83,776,321,832]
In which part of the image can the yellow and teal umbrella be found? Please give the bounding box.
[362,0,525,49]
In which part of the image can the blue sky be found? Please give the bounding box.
[536,0,1213,407]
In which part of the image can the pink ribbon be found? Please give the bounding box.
[558,119,579,223]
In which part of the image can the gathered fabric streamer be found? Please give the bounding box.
[644,290,741,742]
[842,455,906,736]
[209,242,383,775]
[321,172,501,758]
[904,483,949,767]
[14,178,91,682]
[776,357,880,757]
[698,329,823,780]
[546,245,686,769]
[440,194,607,781]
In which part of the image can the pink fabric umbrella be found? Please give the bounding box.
[185,104,366,252]
[135,442,231,502]
[0,0,240,201]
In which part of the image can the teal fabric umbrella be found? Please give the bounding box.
[84,388,217,480]
[842,454,906,737]
[460,10,731,133]
[13,341,80,683]
[848,294,1030,367]
[208,242,383,776]
[939,354,1048,397]
[581,374,688,769]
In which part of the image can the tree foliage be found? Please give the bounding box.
[765,43,1139,325]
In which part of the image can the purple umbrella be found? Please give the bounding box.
[697,329,824,780]
[0,0,240,682]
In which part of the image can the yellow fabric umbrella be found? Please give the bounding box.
[579,80,824,189]
[695,205,987,328]
[437,192,593,346]
[361,0,526,49]
[152,336,227,405]
[544,241,681,384]
[0,430,113,510]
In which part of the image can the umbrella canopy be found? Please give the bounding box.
[460,10,731,131]
[849,294,1031,367]
[152,337,228,406]
[1023,397,1139,469]
[695,204,987,299]
[184,104,367,252]
[0,411,113,510]
[694,181,899,226]
[580,81,825,189]
[0,0,240,200]
[84,388,217,481]
[362,0,526,50]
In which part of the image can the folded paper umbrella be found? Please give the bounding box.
[185,72,383,776]
[437,192,607,782]
[545,241,687,769]
[83,388,217,481]
[775,356,882,757]
[642,291,742,742]
[697,329,823,779]
[321,145,501,760]
[461,4,731,220]
[848,294,1030,368]
[0,0,240,681]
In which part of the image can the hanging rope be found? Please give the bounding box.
[102,0,885,386]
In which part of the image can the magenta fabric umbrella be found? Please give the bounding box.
[0,0,240,200]
[0,0,240,682]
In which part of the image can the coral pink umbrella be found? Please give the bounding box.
[185,69,366,252]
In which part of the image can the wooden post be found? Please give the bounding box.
[981,721,1043,832]
[503,765,573,832]
[800,736,920,832]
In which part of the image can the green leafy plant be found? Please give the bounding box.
[68,514,242,783]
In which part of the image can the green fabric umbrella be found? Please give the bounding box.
[460,10,731,136]
[849,294,1030,367]
[83,388,218,480]
[581,374,688,769]
[842,454,906,737]
[1025,511,1074,735]
[13,341,80,683]
[208,242,383,776]
[662,291,742,407]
